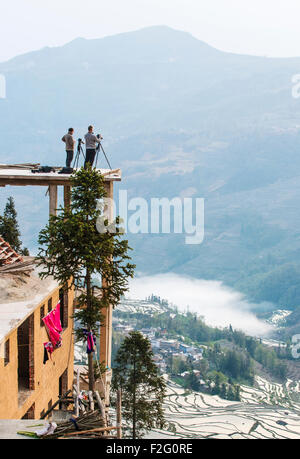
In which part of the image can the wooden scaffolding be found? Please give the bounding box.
[0,165,121,404]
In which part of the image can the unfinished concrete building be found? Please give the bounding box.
[0,253,74,419]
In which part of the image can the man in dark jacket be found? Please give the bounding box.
[62,128,76,167]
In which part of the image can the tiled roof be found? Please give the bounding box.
[0,237,23,265]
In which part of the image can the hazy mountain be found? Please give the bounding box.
[1,26,300,309]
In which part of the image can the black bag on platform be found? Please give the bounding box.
[58,167,73,174]
[31,166,54,173]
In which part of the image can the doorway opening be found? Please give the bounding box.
[18,314,34,404]
[59,287,69,329]
[59,368,68,409]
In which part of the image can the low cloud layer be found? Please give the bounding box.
[129,274,273,337]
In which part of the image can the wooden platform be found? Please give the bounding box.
[0,167,121,187]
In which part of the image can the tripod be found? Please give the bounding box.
[95,141,112,170]
[74,139,86,169]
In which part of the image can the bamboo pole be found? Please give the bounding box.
[88,391,95,411]
[75,368,80,417]
[79,403,86,414]
[60,426,117,437]
[94,391,107,425]
[117,389,122,439]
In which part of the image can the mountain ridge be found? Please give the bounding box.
[0,26,221,69]
[1,26,300,310]
[4,25,300,69]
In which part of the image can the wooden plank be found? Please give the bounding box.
[0,177,71,186]
[0,163,40,169]
[0,170,121,186]
[49,185,58,217]
[101,168,121,177]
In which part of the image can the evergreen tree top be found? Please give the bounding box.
[0,196,28,255]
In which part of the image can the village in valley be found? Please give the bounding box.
[75,298,205,383]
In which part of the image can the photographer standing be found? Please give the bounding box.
[62,128,76,167]
[84,125,103,169]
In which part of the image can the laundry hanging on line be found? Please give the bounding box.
[83,329,96,354]
[43,341,60,360]
[43,302,63,360]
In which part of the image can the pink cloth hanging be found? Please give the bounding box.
[43,302,63,349]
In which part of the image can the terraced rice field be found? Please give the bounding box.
[147,378,300,439]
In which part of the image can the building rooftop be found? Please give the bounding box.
[0,257,58,344]
[0,237,24,265]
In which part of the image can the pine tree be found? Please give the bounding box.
[212,372,221,395]
[37,167,135,390]
[234,385,241,401]
[0,197,22,252]
[112,331,166,439]
[227,385,236,401]
[185,371,200,392]
[220,383,227,399]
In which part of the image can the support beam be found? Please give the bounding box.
[103,181,114,221]
[100,181,114,402]
[49,185,58,217]
[40,390,72,419]
[100,282,113,372]
[64,185,71,211]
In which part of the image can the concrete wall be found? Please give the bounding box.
[0,284,74,419]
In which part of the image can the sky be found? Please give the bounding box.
[1,0,300,62]
[129,274,273,337]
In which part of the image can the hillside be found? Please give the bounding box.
[111,297,295,385]
[1,26,300,308]
[112,298,300,439]
[147,377,300,439]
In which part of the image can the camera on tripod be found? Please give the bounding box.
[73,133,112,170]
[96,134,103,153]
[73,138,86,168]
[77,138,84,153]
